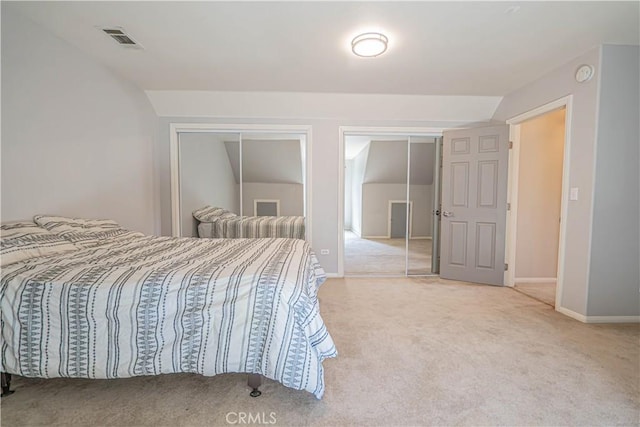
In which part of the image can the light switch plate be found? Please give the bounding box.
[570,187,579,201]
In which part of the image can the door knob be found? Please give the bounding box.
[442,211,454,217]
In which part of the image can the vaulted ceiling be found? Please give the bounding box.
[6,1,639,96]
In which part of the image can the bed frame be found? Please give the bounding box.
[0,372,262,398]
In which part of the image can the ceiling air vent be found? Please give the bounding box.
[102,28,142,48]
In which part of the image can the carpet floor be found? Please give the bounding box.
[344,231,432,275]
[1,277,638,426]
[514,282,557,307]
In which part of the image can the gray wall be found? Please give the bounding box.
[241,183,303,216]
[587,45,640,317]
[179,133,238,236]
[515,108,565,279]
[360,140,434,238]
[363,140,408,183]
[362,184,433,238]
[493,47,601,316]
[1,7,158,234]
[225,139,303,184]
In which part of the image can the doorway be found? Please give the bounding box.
[505,96,572,310]
[389,201,411,238]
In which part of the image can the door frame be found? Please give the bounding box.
[338,126,445,277]
[169,123,312,244]
[504,95,573,311]
[388,200,413,239]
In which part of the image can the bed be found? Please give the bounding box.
[194,206,305,240]
[0,217,336,399]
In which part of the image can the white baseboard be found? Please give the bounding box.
[584,315,640,323]
[556,306,587,322]
[556,306,640,323]
[514,277,557,284]
[409,236,432,240]
[363,235,388,239]
[325,273,341,278]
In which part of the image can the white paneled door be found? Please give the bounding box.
[440,125,509,285]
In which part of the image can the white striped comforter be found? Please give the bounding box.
[0,234,336,398]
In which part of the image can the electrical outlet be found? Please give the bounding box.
[320,249,330,255]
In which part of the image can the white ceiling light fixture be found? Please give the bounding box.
[351,32,388,57]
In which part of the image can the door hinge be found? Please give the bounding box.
[509,141,514,149]
[507,202,511,211]
[504,263,509,271]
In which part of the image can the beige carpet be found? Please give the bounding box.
[514,282,557,307]
[344,231,432,275]
[2,277,638,426]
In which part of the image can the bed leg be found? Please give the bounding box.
[248,373,262,397]
[1,373,14,397]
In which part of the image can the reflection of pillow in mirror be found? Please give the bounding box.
[193,206,238,222]
[1,221,80,267]
[34,215,122,234]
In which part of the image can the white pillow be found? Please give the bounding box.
[34,215,122,234]
[0,221,49,239]
[33,215,144,248]
[0,221,79,267]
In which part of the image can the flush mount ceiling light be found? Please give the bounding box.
[351,32,388,57]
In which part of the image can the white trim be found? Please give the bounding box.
[388,200,413,238]
[254,199,280,216]
[556,306,588,322]
[506,97,570,125]
[362,235,389,239]
[169,123,313,246]
[169,124,181,237]
[325,273,341,279]
[239,133,243,219]
[504,124,521,287]
[584,316,640,324]
[514,277,557,284]
[504,95,573,315]
[337,126,446,277]
[338,127,345,277]
[556,306,640,323]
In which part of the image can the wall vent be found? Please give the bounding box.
[102,28,142,48]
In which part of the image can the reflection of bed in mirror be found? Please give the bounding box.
[194,206,305,239]
[178,132,307,238]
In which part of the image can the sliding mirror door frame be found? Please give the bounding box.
[170,123,313,244]
[338,126,445,278]
[407,136,440,276]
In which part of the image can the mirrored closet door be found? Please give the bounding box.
[175,128,307,240]
[241,135,305,218]
[407,137,437,275]
[343,133,441,277]
[179,132,240,237]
